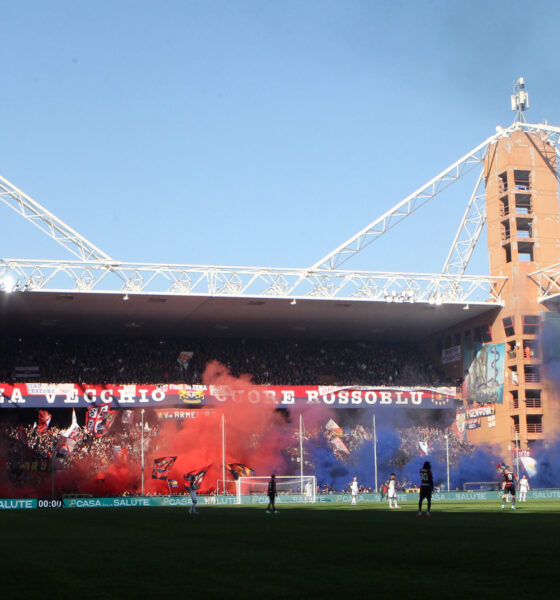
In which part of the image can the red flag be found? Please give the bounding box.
[226,463,255,480]
[184,464,212,487]
[37,410,52,434]
[152,456,177,480]
[86,405,108,435]
[85,405,115,436]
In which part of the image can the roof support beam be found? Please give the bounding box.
[0,174,113,262]
[0,258,505,304]
[309,128,510,271]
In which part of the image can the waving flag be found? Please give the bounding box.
[226,463,255,480]
[98,409,117,436]
[86,405,116,436]
[325,419,343,436]
[121,409,134,424]
[86,405,109,436]
[520,456,537,477]
[54,436,77,468]
[152,456,177,480]
[177,351,194,371]
[37,410,52,434]
[62,409,80,439]
[184,464,212,487]
[330,435,350,455]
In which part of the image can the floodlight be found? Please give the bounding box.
[1,275,14,293]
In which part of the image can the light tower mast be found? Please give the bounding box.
[510,77,530,123]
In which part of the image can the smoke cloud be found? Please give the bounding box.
[3,358,558,496]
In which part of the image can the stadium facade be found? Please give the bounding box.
[435,127,560,459]
[2,80,560,471]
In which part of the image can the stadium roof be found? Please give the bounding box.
[0,290,498,342]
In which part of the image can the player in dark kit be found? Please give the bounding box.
[500,466,518,510]
[266,474,278,514]
[417,461,434,517]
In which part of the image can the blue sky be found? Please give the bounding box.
[1,0,559,276]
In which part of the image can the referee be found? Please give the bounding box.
[266,474,278,514]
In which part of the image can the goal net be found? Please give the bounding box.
[235,475,317,505]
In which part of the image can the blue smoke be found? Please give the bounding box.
[450,447,502,488]
[306,438,350,490]
[307,426,504,491]
[531,441,560,487]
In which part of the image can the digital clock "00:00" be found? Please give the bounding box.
[37,499,63,508]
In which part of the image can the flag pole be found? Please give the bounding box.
[299,414,304,493]
[141,409,145,496]
[515,430,520,476]
[51,449,55,499]
[373,413,378,493]
[222,413,226,495]
[445,434,450,491]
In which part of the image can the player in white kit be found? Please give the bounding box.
[388,473,399,509]
[350,476,359,505]
[304,480,313,503]
[519,474,530,502]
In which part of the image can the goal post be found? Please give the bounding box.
[235,475,317,505]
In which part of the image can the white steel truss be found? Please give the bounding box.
[528,262,560,301]
[309,121,560,274]
[0,174,113,262]
[440,169,487,279]
[2,121,560,304]
[308,129,507,271]
[0,258,506,303]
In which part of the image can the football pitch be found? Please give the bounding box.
[2,500,559,599]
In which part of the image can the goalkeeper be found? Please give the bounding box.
[266,474,278,514]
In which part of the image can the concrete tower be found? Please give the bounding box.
[469,118,560,457]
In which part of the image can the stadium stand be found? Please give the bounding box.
[0,335,453,386]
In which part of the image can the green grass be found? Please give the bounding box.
[2,500,559,599]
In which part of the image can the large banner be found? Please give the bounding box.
[466,403,495,418]
[442,345,461,364]
[0,383,457,409]
[463,343,505,404]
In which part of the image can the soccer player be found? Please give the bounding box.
[519,474,530,502]
[304,480,313,503]
[185,475,200,515]
[500,467,518,510]
[417,461,433,517]
[388,473,399,509]
[266,474,278,514]
[350,476,359,506]
[380,480,388,502]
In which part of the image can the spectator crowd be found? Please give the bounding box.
[0,334,453,387]
[1,418,160,493]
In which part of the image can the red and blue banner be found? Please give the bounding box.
[0,383,457,409]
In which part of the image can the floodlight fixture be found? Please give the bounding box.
[1,275,14,293]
